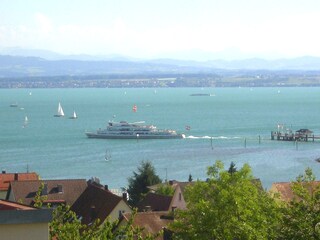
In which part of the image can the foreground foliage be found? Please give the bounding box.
[155,183,175,196]
[49,206,159,240]
[170,161,281,239]
[278,168,320,239]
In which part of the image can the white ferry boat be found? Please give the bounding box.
[85,121,185,139]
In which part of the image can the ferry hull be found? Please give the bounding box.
[85,132,185,139]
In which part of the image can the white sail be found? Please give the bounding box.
[72,111,77,119]
[55,102,65,117]
[22,116,28,128]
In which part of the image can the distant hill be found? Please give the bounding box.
[0,49,320,78]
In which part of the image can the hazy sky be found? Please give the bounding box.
[1,0,320,60]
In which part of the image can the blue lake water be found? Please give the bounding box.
[1,87,320,190]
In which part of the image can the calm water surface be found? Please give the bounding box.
[1,87,320,189]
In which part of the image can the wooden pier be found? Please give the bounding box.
[271,129,320,142]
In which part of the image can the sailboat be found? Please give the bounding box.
[69,110,77,119]
[54,102,65,117]
[105,149,112,161]
[22,116,28,128]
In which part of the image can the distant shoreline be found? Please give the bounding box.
[1,71,320,88]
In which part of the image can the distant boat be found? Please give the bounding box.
[190,93,214,97]
[105,149,111,161]
[132,104,137,112]
[22,116,28,128]
[10,102,18,107]
[69,111,77,119]
[54,102,65,117]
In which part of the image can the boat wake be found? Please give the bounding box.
[186,135,242,140]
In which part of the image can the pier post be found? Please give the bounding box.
[259,135,261,144]
[244,138,247,148]
[271,132,274,140]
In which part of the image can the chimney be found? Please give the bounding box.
[14,173,18,181]
[57,184,63,193]
[41,183,48,195]
[2,170,6,174]
[104,185,108,191]
[122,192,128,201]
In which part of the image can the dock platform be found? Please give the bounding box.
[271,128,320,142]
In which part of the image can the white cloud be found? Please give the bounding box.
[34,13,53,36]
[1,6,320,59]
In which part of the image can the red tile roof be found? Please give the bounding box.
[0,172,39,191]
[71,184,129,225]
[122,211,173,239]
[271,181,320,202]
[8,179,87,206]
[0,200,35,210]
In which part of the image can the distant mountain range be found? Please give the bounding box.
[1,48,320,78]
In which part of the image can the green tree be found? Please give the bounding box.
[188,174,193,182]
[127,161,162,207]
[170,161,281,240]
[33,182,48,208]
[50,205,159,239]
[50,204,83,239]
[228,161,237,175]
[278,168,320,239]
[155,184,175,196]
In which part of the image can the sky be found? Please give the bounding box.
[1,0,320,60]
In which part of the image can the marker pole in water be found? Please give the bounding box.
[211,137,213,150]
[244,138,247,148]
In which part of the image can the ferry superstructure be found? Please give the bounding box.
[85,121,185,139]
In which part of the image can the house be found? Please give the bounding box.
[295,129,313,136]
[143,179,263,212]
[6,179,87,207]
[119,211,173,240]
[270,181,320,202]
[139,180,191,212]
[0,199,52,240]
[137,192,173,212]
[71,183,131,225]
[0,170,39,199]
